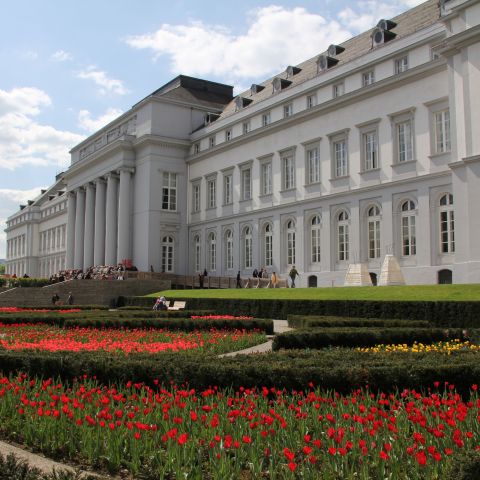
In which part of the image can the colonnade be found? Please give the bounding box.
[66,168,134,270]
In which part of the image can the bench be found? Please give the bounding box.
[168,301,186,311]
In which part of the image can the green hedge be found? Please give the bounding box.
[272,327,465,350]
[0,313,272,333]
[287,315,431,329]
[0,348,479,394]
[121,297,480,326]
[0,278,51,288]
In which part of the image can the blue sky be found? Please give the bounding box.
[0,0,423,258]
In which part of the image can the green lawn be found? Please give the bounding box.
[146,284,480,302]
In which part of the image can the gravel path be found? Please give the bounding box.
[0,440,107,478]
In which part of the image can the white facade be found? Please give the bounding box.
[5,0,480,285]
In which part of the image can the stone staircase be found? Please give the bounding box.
[0,279,170,307]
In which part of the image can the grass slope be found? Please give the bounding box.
[146,284,480,302]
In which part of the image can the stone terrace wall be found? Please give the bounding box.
[0,279,170,307]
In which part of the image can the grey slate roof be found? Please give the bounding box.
[219,0,441,120]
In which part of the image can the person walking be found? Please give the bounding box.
[289,265,299,288]
[236,271,242,288]
[67,292,74,305]
[270,271,278,288]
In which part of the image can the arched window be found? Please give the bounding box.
[193,235,201,272]
[208,232,216,272]
[337,211,349,261]
[243,226,252,269]
[311,215,321,263]
[225,230,233,270]
[439,194,454,254]
[401,200,416,256]
[286,220,296,266]
[161,236,174,273]
[367,205,381,259]
[264,223,273,267]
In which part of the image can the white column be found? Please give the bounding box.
[66,192,76,268]
[94,178,107,266]
[105,173,118,265]
[73,187,85,269]
[117,167,134,264]
[83,183,96,270]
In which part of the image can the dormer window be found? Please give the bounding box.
[193,143,200,154]
[205,112,220,125]
[285,66,301,78]
[250,84,265,95]
[272,77,292,93]
[235,96,253,111]
[327,44,345,57]
[209,136,215,148]
[317,54,339,73]
[371,19,397,48]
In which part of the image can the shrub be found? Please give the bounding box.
[272,327,465,350]
[0,313,273,333]
[287,315,431,329]
[0,348,478,394]
[122,297,480,326]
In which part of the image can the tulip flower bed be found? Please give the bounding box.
[191,315,254,320]
[0,307,82,313]
[0,374,478,479]
[0,323,266,355]
[358,340,480,354]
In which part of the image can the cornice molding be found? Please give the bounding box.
[188,61,446,164]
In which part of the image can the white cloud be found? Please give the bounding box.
[78,107,124,133]
[338,0,426,33]
[77,66,129,95]
[0,87,84,171]
[125,6,352,81]
[51,50,73,62]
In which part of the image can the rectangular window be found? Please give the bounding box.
[306,94,317,109]
[223,174,233,205]
[261,162,272,195]
[363,131,378,170]
[440,210,455,253]
[434,109,451,154]
[241,168,252,200]
[207,178,216,209]
[209,136,215,148]
[283,104,293,118]
[333,82,345,98]
[243,121,251,135]
[307,147,320,184]
[192,184,200,212]
[193,143,200,154]
[397,121,413,162]
[368,220,381,259]
[162,172,177,211]
[262,112,271,127]
[362,70,375,87]
[334,139,348,177]
[402,215,416,256]
[338,225,349,261]
[282,153,295,190]
[395,56,409,74]
[225,129,232,142]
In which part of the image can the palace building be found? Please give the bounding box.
[5,0,480,286]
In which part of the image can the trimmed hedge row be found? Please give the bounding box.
[0,277,50,288]
[287,315,431,329]
[0,314,273,333]
[272,327,466,350]
[121,297,480,326]
[0,348,479,393]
